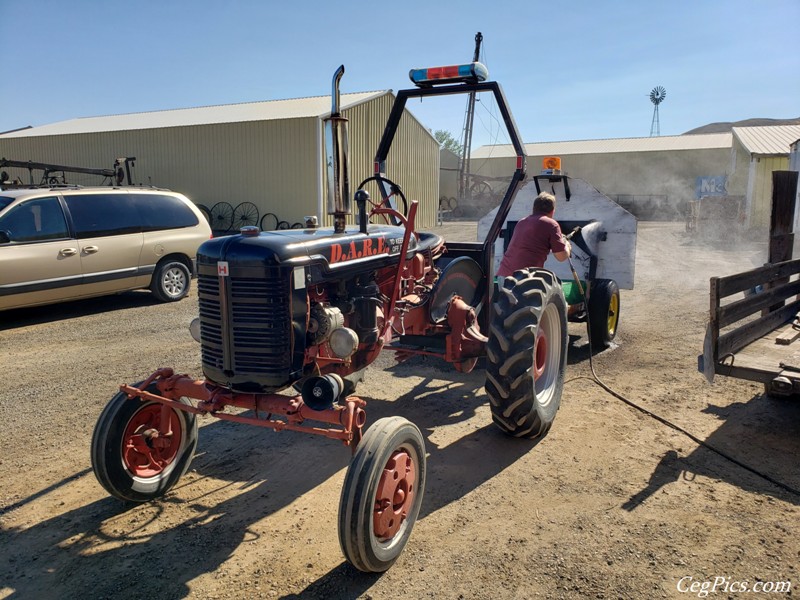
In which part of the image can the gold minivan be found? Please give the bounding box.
[0,187,212,311]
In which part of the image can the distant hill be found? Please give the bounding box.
[684,117,800,134]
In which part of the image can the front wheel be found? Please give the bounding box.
[485,268,568,439]
[91,384,198,502]
[338,417,426,572]
[150,260,191,302]
[588,279,620,349]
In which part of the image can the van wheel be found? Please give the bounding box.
[151,260,191,302]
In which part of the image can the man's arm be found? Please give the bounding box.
[552,236,571,262]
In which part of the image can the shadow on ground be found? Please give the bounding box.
[1,356,541,599]
[623,392,800,510]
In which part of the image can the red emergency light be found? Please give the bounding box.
[409,62,489,87]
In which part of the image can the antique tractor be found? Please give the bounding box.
[91,63,575,572]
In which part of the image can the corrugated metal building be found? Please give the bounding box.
[731,125,800,228]
[471,134,733,219]
[0,92,440,229]
[470,126,800,226]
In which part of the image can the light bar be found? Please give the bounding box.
[409,62,489,87]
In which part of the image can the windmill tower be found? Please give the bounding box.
[649,86,666,136]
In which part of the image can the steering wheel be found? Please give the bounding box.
[356,175,409,219]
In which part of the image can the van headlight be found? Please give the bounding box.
[189,318,201,343]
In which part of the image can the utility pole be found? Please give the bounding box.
[457,32,483,205]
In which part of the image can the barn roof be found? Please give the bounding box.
[732,125,800,156]
[0,91,391,138]
[471,133,733,159]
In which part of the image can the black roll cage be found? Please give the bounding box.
[372,80,528,331]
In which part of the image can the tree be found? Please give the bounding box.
[433,129,463,155]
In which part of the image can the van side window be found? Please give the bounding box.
[65,194,140,238]
[0,197,69,243]
[134,194,199,231]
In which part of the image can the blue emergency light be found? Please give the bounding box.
[409,62,489,87]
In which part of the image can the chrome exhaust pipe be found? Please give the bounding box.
[323,65,351,233]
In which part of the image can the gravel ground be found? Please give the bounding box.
[0,221,798,600]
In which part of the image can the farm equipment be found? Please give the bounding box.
[479,163,637,349]
[699,171,800,396]
[90,62,618,572]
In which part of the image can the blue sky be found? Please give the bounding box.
[1,0,798,149]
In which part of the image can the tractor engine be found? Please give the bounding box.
[194,223,443,396]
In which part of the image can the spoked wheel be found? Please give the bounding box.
[485,268,568,439]
[588,279,620,349]
[469,180,494,206]
[209,202,234,233]
[91,384,198,502]
[232,202,259,229]
[356,175,409,223]
[277,220,290,230]
[260,212,278,231]
[339,417,426,573]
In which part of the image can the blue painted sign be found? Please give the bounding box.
[696,175,727,198]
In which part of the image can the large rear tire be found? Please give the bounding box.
[91,384,198,502]
[338,417,426,572]
[485,268,568,439]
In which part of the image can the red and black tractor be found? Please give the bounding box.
[91,62,571,572]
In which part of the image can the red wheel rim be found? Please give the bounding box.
[122,404,182,478]
[373,449,416,541]
[534,330,548,380]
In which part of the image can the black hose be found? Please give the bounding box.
[567,268,800,498]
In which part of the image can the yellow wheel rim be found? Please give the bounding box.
[607,293,619,336]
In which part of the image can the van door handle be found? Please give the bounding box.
[59,248,78,256]
[83,246,99,254]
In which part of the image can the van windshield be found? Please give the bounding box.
[0,197,14,212]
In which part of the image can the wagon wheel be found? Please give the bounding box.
[291,222,304,229]
[448,197,458,210]
[209,202,234,233]
[260,212,279,231]
[277,220,290,230]
[485,268,567,439]
[196,203,212,224]
[91,383,198,502]
[339,416,426,572]
[232,202,259,229]
[469,180,493,206]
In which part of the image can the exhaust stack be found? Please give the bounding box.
[323,65,351,233]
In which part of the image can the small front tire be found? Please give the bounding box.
[91,384,198,502]
[338,417,426,572]
[151,260,191,303]
[588,279,620,349]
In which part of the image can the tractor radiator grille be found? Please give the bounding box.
[198,268,293,391]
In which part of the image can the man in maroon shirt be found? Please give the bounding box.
[497,192,571,277]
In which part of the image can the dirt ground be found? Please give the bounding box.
[1,222,798,599]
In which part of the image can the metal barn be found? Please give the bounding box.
[730,125,800,228]
[470,134,732,220]
[0,92,440,230]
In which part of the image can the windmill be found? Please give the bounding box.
[649,86,666,136]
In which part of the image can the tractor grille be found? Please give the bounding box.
[198,267,293,391]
